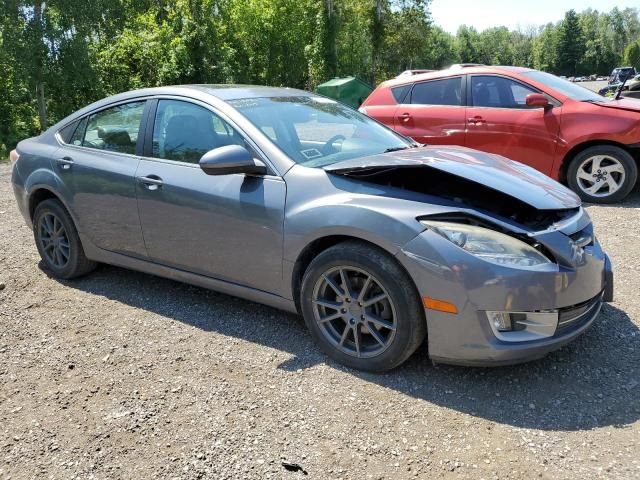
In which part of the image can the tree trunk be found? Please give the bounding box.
[33,1,48,131]
[371,0,384,84]
[37,82,47,131]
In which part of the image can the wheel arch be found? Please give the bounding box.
[290,235,418,315]
[559,140,639,184]
[28,187,62,223]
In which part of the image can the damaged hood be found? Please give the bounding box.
[324,146,580,210]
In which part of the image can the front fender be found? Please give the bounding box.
[282,165,452,263]
[284,198,425,261]
[552,104,640,179]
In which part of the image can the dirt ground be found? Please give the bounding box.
[0,161,639,479]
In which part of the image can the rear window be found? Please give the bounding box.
[58,121,79,143]
[410,77,462,106]
[391,85,411,103]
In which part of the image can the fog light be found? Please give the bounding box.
[486,311,512,331]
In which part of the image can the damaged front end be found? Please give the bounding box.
[327,163,580,231]
[324,145,584,229]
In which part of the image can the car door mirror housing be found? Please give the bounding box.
[199,145,268,176]
[525,93,551,109]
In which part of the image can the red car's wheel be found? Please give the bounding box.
[567,145,638,203]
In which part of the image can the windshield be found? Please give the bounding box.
[228,96,414,167]
[522,70,605,102]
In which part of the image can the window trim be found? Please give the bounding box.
[404,75,467,107]
[467,74,561,110]
[55,98,151,157]
[141,95,278,176]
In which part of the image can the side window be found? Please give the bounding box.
[472,76,538,108]
[410,77,462,106]
[69,117,87,146]
[152,100,245,164]
[391,84,411,103]
[58,120,79,143]
[82,101,145,154]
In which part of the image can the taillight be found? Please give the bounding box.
[9,149,19,166]
[358,106,368,115]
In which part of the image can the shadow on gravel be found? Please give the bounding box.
[583,185,640,209]
[56,263,640,433]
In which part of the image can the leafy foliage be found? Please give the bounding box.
[2,1,640,158]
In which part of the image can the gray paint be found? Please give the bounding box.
[10,84,612,366]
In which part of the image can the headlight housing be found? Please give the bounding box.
[420,220,553,269]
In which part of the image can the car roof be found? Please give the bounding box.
[381,65,534,87]
[112,84,315,102]
[45,84,318,142]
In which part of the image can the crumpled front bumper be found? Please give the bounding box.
[396,218,612,366]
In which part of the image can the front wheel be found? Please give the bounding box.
[300,241,426,372]
[567,145,637,203]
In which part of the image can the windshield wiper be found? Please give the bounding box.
[383,146,412,153]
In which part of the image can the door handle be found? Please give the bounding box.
[399,112,412,122]
[136,175,164,190]
[468,116,486,125]
[56,157,74,170]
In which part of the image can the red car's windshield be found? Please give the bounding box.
[523,71,606,102]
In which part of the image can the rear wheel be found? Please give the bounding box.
[300,241,426,372]
[33,199,97,279]
[567,145,637,203]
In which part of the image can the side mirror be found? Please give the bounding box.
[525,93,551,109]
[199,145,267,176]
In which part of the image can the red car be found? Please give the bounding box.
[360,65,640,203]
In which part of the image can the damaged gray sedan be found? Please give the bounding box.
[10,85,613,371]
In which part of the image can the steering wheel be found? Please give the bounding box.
[322,134,346,154]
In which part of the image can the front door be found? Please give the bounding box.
[392,76,466,146]
[135,99,286,293]
[465,75,561,175]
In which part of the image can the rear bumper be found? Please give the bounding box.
[11,166,31,227]
[397,227,611,367]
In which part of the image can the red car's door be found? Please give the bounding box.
[465,75,561,175]
[392,76,466,146]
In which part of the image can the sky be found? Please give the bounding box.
[430,0,639,34]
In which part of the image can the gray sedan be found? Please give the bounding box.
[10,85,613,371]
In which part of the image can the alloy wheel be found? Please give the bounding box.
[311,266,397,358]
[38,212,70,269]
[576,154,626,198]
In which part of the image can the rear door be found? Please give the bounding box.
[55,100,148,258]
[135,98,286,293]
[465,75,561,175]
[392,76,466,146]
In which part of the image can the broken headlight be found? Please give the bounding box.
[420,221,553,269]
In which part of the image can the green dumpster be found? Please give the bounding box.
[315,77,374,109]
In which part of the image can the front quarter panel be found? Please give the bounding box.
[282,165,455,288]
[552,100,640,178]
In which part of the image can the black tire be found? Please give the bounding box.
[567,145,637,203]
[300,241,426,372]
[33,199,97,279]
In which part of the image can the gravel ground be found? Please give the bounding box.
[0,161,639,479]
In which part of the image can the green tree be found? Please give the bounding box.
[557,9,584,76]
[624,41,640,69]
[455,25,480,63]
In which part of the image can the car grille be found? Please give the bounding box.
[555,293,603,335]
